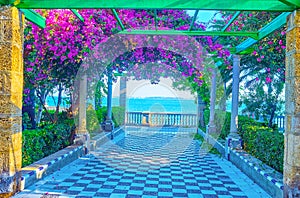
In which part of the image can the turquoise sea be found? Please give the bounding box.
[46,97,198,113]
[125,97,197,113]
[46,96,240,114]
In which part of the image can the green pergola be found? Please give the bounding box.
[0,0,300,197]
[1,0,299,54]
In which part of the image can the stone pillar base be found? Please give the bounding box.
[225,137,242,160]
[208,124,217,134]
[284,174,300,197]
[0,173,20,197]
[103,120,114,132]
[74,133,90,153]
[103,120,114,139]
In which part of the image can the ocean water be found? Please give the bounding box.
[46,97,198,114]
[126,97,197,113]
[46,96,245,114]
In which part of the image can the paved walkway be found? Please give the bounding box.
[14,127,271,198]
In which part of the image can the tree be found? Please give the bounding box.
[210,11,286,125]
[23,9,230,126]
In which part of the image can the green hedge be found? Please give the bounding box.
[201,110,283,172]
[22,120,73,167]
[22,107,125,167]
[200,110,231,139]
[241,125,284,172]
[87,106,125,135]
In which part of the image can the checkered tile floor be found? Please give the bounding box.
[14,127,270,198]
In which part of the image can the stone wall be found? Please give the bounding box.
[0,6,24,197]
[284,9,300,197]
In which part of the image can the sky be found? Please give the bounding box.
[187,10,217,24]
[112,78,196,99]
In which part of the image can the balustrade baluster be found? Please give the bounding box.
[125,112,197,127]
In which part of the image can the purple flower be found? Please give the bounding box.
[26,68,33,72]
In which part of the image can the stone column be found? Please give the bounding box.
[74,74,89,151]
[284,10,300,197]
[227,55,241,149]
[208,67,217,134]
[0,6,24,196]
[107,68,113,121]
[119,76,126,108]
[104,68,114,138]
[197,94,206,128]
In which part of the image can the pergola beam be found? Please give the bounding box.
[235,12,290,53]
[112,9,125,31]
[221,11,241,32]
[189,10,199,31]
[118,29,259,39]
[71,9,84,22]
[20,9,45,28]
[9,0,298,11]
[214,11,241,42]
[279,0,300,7]
[258,12,290,39]
[154,9,158,30]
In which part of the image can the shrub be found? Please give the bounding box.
[95,106,125,128]
[22,129,47,166]
[87,107,101,135]
[215,110,231,139]
[22,115,73,167]
[111,106,126,127]
[86,106,125,136]
[200,110,230,139]
[242,125,284,172]
[200,109,283,172]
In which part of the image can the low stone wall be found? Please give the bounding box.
[20,145,85,190]
[198,129,283,198]
[90,127,124,151]
[20,127,125,191]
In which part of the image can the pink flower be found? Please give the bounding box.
[255,77,259,81]
[257,58,261,62]
[267,41,273,45]
[227,65,233,69]
[252,50,257,56]
[224,50,230,56]
[60,56,66,62]
[266,77,272,83]
[26,68,33,72]
[24,88,30,94]
[279,40,283,45]
[277,68,281,72]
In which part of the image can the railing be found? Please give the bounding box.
[125,112,197,127]
[274,115,285,132]
[45,105,70,112]
[244,113,285,132]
